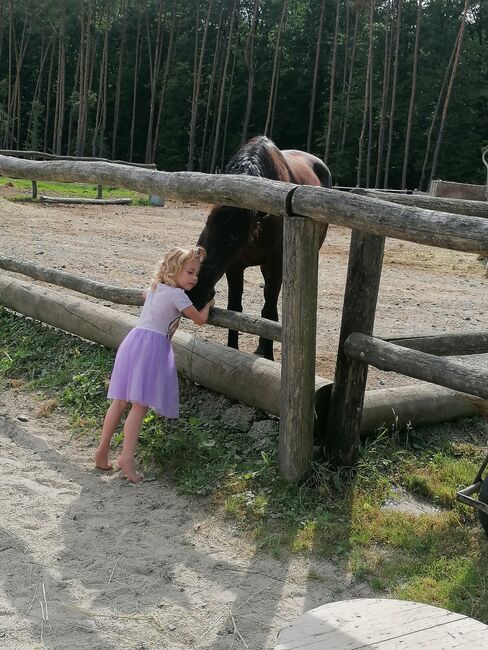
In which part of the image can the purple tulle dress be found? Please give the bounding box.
[107,283,193,418]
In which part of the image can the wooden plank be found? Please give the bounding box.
[275,598,488,649]
[324,231,385,466]
[345,333,488,399]
[39,195,132,205]
[279,215,320,480]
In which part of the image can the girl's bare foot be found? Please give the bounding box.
[117,456,142,483]
[95,446,113,470]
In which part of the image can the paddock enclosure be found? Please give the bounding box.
[0,154,487,480]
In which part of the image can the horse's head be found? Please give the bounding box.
[187,205,255,309]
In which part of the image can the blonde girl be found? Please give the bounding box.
[95,246,213,482]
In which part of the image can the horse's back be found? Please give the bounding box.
[282,150,332,188]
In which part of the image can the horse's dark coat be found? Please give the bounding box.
[187,136,331,360]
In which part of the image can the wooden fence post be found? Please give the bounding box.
[279,215,320,481]
[325,230,385,466]
[31,180,37,199]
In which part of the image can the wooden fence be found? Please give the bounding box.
[0,149,156,200]
[0,153,487,480]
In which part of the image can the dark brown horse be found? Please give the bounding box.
[187,135,331,360]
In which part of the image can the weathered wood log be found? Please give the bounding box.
[0,257,282,340]
[345,332,488,399]
[0,276,480,437]
[280,216,321,480]
[325,231,385,466]
[0,255,143,304]
[39,195,132,205]
[383,331,488,356]
[0,275,326,420]
[290,185,488,255]
[0,155,488,254]
[210,307,281,341]
[361,384,479,433]
[0,154,294,217]
[351,188,488,219]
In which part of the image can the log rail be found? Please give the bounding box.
[0,153,486,479]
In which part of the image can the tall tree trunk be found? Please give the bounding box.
[66,52,81,155]
[264,0,287,138]
[112,2,127,160]
[76,8,93,157]
[338,0,350,138]
[152,2,177,164]
[401,0,422,189]
[429,0,470,184]
[375,0,392,188]
[418,29,460,191]
[357,0,374,187]
[221,48,236,168]
[340,8,359,155]
[53,7,66,155]
[307,0,325,153]
[92,27,109,157]
[324,0,340,162]
[188,0,213,171]
[241,0,259,145]
[210,1,236,173]
[129,16,142,161]
[3,0,13,147]
[145,0,165,164]
[0,0,4,68]
[43,37,55,152]
[6,7,30,148]
[199,2,224,171]
[383,0,402,189]
[366,20,374,188]
[26,36,52,149]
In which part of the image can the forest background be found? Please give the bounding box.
[1,0,487,191]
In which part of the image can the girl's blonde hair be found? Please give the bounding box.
[151,245,206,289]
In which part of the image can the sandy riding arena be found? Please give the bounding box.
[0,194,486,648]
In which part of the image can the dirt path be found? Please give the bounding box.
[0,386,373,649]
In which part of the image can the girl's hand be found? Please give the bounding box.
[208,298,215,309]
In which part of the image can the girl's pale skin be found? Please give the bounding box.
[95,258,213,482]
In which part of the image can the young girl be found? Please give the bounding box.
[95,245,213,483]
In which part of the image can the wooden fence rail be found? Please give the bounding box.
[0,255,282,342]
[345,333,488,400]
[0,155,487,255]
[0,154,486,478]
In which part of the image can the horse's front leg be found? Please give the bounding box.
[255,261,282,361]
[225,263,245,350]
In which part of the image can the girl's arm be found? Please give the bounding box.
[182,299,214,326]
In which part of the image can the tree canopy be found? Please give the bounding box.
[0,0,486,189]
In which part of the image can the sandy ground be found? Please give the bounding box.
[0,387,374,650]
[0,191,486,648]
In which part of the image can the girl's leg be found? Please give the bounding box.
[95,399,129,470]
[116,402,148,483]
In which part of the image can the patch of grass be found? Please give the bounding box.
[1,306,488,621]
[0,176,150,204]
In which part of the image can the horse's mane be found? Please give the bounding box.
[224,135,290,182]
